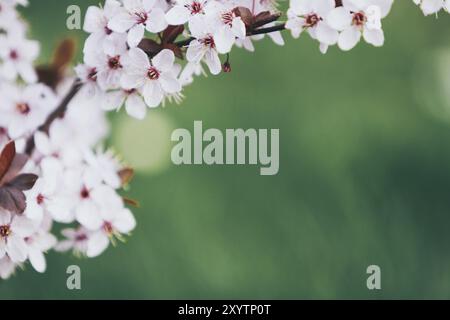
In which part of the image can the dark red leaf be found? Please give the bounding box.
[0,141,16,182]
[8,173,38,191]
[138,38,163,56]
[1,153,28,185]
[252,12,281,28]
[233,7,254,26]
[162,25,185,44]
[118,167,134,186]
[0,186,26,213]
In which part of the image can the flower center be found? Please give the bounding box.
[305,13,320,28]
[108,55,122,70]
[80,187,90,199]
[200,35,215,48]
[9,49,18,60]
[88,68,97,82]
[37,194,44,205]
[221,11,234,25]
[104,26,113,35]
[103,221,114,235]
[76,233,88,241]
[147,66,160,80]
[0,225,11,238]
[352,11,366,27]
[187,1,203,15]
[135,11,148,24]
[16,102,30,115]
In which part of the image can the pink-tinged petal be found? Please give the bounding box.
[186,40,205,63]
[315,22,338,46]
[34,131,51,155]
[76,202,104,230]
[143,81,163,108]
[123,0,142,11]
[145,8,168,33]
[121,73,145,90]
[17,62,37,83]
[22,40,40,61]
[142,0,156,11]
[86,231,110,258]
[0,241,5,259]
[327,7,352,31]
[6,235,28,263]
[214,27,235,54]
[24,201,44,222]
[152,49,175,72]
[268,31,285,46]
[204,49,221,75]
[125,93,147,119]
[0,212,12,226]
[113,208,136,233]
[159,73,181,94]
[231,17,246,39]
[47,196,75,223]
[127,24,145,47]
[28,247,46,273]
[11,216,35,237]
[166,5,190,25]
[103,90,126,111]
[127,47,151,69]
[83,6,105,33]
[363,28,384,47]
[108,10,135,32]
[338,27,361,51]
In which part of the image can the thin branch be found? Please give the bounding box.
[25,79,83,155]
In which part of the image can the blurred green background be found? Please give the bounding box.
[1,0,450,299]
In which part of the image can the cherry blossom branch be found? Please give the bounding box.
[25,79,83,155]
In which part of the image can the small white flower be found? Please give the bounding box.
[0,36,39,83]
[186,17,222,75]
[328,0,391,51]
[83,0,122,54]
[121,48,182,107]
[25,228,57,273]
[166,0,208,25]
[0,211,35,263]
[108,0,168,47]
[285,0,339,52]
[0,83,56,139]
[55,227,90,255]
[206,1,247,54]
[102,88,147,120]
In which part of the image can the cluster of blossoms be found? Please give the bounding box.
[413,0,450,15]
[0,0,136,279]
[81,0,450,120]
[0,0,448,280]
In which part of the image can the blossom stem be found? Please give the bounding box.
[25,79,83,155]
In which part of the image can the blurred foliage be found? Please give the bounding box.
[1,1,450,299]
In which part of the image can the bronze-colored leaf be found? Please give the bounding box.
[1,153,29,185]
[8,173,38,191]
[138,38,163,56]
[252,12,280,29]
[0,186,26,213]
[0,141,15,182]
[233,7,254,26]
[123,197,140,208]
[53,38,76,70]
[118,167,134,186]
[162,25,185,44]
[163,43,184,59]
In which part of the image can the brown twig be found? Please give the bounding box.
[25,79,83,155]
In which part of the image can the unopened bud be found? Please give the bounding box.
[222,62,231,73]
